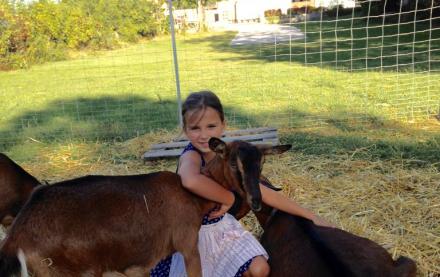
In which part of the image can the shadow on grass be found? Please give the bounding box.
[1,95,439,167]
[0,94,265,150]
[184,18,440,72]
[283,130,440,168]
[0,95,179,149]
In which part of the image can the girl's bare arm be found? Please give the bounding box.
[178,151,234,210]
[260,184,334,227]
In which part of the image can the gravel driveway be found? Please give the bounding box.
[227,23,305,46]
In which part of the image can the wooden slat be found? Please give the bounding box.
[150,131,277,150]
[172,127,277,142]
[143,149,183,160]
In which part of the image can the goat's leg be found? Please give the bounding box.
[174,228,202,277]
[180,245,202,277]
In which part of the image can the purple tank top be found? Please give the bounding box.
[179,143,206,169]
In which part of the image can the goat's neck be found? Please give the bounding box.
[254,203,277,230]
[203,156,241,193]
[193,156,246,217]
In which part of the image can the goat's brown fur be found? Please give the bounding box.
[0,153,41,227]
[258,206,417,277]
[1,172,203,276]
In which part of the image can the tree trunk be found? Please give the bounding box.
[197,0,206,31]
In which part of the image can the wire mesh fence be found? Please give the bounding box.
[0,0,439,151]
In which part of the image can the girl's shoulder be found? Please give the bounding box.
[177,143,205,172]
[182,143,205,164]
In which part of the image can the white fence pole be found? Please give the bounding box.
[168,0,183,128]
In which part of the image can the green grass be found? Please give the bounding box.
[0,19,439,164]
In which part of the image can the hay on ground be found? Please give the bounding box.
[15,129,440,276]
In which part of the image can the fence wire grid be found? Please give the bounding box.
[0,0,439,150]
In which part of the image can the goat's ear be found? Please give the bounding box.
[260,144,292,155]
[260,176,282,191]
[209,137,227,158]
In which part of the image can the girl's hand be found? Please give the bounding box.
[208,192,234,219]
[208,202,232,219]
[312,215,335,228]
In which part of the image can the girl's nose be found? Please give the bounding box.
[200,129,209,139]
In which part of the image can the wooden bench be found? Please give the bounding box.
[143,127,279,161]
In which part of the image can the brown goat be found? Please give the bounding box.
[202,140,292,215]
[257,205,417,277]
[201,143,417,276]
[0,172,203,276]
[0,138,282,277]
[0,153,41,227]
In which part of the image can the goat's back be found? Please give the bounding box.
[311,219,417,277]
[261,211,335,277]
[1,171,202,275]
[261,210,416,277]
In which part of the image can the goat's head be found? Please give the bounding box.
[203,137,291,212]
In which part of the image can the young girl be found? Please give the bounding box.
[150,90,332,277]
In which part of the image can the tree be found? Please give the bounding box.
[360,0,439,16]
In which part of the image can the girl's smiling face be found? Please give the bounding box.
[184,107,225,155]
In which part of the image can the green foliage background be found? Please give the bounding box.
[0,0,167,70]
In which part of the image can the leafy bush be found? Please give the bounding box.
[264,9,282,24]
[264,9,282,18]
[0,0,167,70]
[0,1,30,69]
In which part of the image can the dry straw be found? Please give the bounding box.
[17,127,439,276]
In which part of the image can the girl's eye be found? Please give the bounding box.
[208,125,217,129]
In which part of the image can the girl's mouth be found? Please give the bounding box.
[199,142,209,148]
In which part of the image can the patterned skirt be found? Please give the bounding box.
[151,213,268,277]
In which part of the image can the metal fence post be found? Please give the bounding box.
[168,0,183,128]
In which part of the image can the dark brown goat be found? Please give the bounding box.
[0,138,283,277]
[257,204,417,277]
[0,153,41,227]
[229,179,417,276]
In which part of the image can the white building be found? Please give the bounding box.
[211,0,357,24]
[165,0,358,29]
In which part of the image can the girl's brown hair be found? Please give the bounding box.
[182,91,225,128]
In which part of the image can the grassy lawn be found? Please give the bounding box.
[1,18,439,162]
[0,18,439,276]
